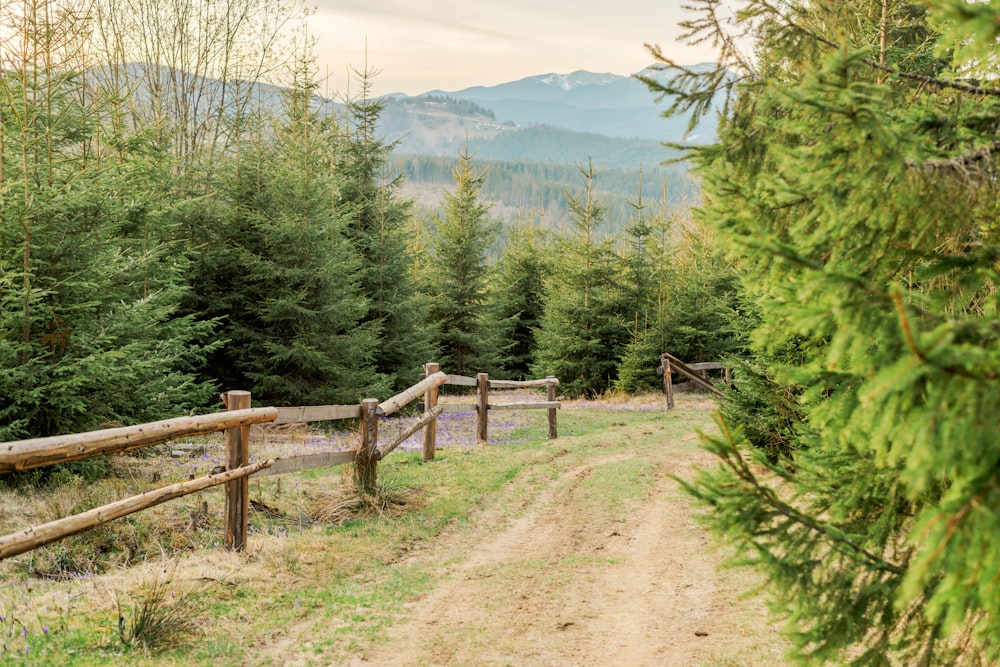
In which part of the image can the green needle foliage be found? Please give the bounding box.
[532,160,630,396]
[192,53,385,405]
[0,4,218,444]
[427,148,501,375]
[648,0,1000,664]
[336,69,436,390]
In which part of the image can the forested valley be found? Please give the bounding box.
[3,0,1000,665]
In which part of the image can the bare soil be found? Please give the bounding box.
[272,397,789,667]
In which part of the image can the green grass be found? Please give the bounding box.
[0,395,717,665]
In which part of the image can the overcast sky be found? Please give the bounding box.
[307,0,720,96]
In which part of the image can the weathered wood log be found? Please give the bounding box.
[444,374,478,387]
[354,399,380,493]
[379,406,444,460]
[664,357,675,409]
[686,362,726,371]
[249,451,356,479]
[547,377,558,439]
[0,460,272,561]
[224,391,251,552]
[439,402,475,414]
[489,401,562,411]
[661,353,725,398]
[377,372,448,417]
[476,373,489,443]
[0,408,278,474]
[273,404,361,424]
[487,378,560,389]
[422,363,440,461]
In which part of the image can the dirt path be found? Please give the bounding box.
[336,426,787,667]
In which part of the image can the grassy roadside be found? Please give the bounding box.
[0,394,717,666]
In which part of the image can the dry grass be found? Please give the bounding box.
[308,469,426,525]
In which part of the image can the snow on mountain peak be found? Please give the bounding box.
[536,71,619,90]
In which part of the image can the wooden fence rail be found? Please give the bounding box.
[659,353,729,409]
[0,363,560,561]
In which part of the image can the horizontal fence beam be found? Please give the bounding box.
[274,404,361,424]
[249,451,356,479]
[377,372,448,417]
[439,402,475,414]
[487,378,560,389]
[0,460,272,561]
[443,374,478,387]
[0,408,278,474]
[684,362,726,372]
[489,401,562,411]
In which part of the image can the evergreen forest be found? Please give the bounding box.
[0,0,740,447]
[2,0,999,664]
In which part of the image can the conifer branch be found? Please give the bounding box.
[714,429,906,575]
[754,0,1000,97]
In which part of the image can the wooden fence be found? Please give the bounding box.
[0,364,559,560]
[658,352,730,409]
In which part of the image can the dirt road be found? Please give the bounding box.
[332,399,788,667]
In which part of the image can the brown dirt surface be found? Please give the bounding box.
[271,395,789,667]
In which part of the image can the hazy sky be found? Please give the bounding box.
[307,0,719,96]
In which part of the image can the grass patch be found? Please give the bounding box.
[0,393,717,665]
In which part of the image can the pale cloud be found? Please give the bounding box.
[307,0,719,96]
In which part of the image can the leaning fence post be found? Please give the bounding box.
[224,390,251,552]
[476,373,489,443]
[355,398,380,493]
[546,377,558,439]
[422,362,440,461]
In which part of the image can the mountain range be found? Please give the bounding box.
[379,65,717,167]
[379,66,715,226]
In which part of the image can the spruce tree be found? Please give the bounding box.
[648,1,1000,663]
[488,219,550,380]
[335,69,436,388]
[532,161,630,396]
[188,52,384,406]
[0,1,218,442]
[427,148,500,375]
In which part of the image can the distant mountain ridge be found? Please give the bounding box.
[415,64,717,142]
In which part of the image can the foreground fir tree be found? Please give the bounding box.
[645,1,1000,663]
[427,148,500,375]
[488,220,550,380]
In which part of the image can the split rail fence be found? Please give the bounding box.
[659,352,730,409]
[0,363,559,561]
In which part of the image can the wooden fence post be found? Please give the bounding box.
[422,362,440,461]
[476,373,489,443]
[355,398,380,493]
[224,390,251,552]
[662,355,675,410]
[546,377,558,439]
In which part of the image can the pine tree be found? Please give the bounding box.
[532,161,630,396]
[427,148,500,375]
[187,50,384,406]
[488,219,550,380]
[0,0,218,442]
[336,68,436,389]
[648,1,1000,663]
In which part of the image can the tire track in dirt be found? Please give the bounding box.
[341,440,784,666]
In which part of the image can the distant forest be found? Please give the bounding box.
[392,154,699,233]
